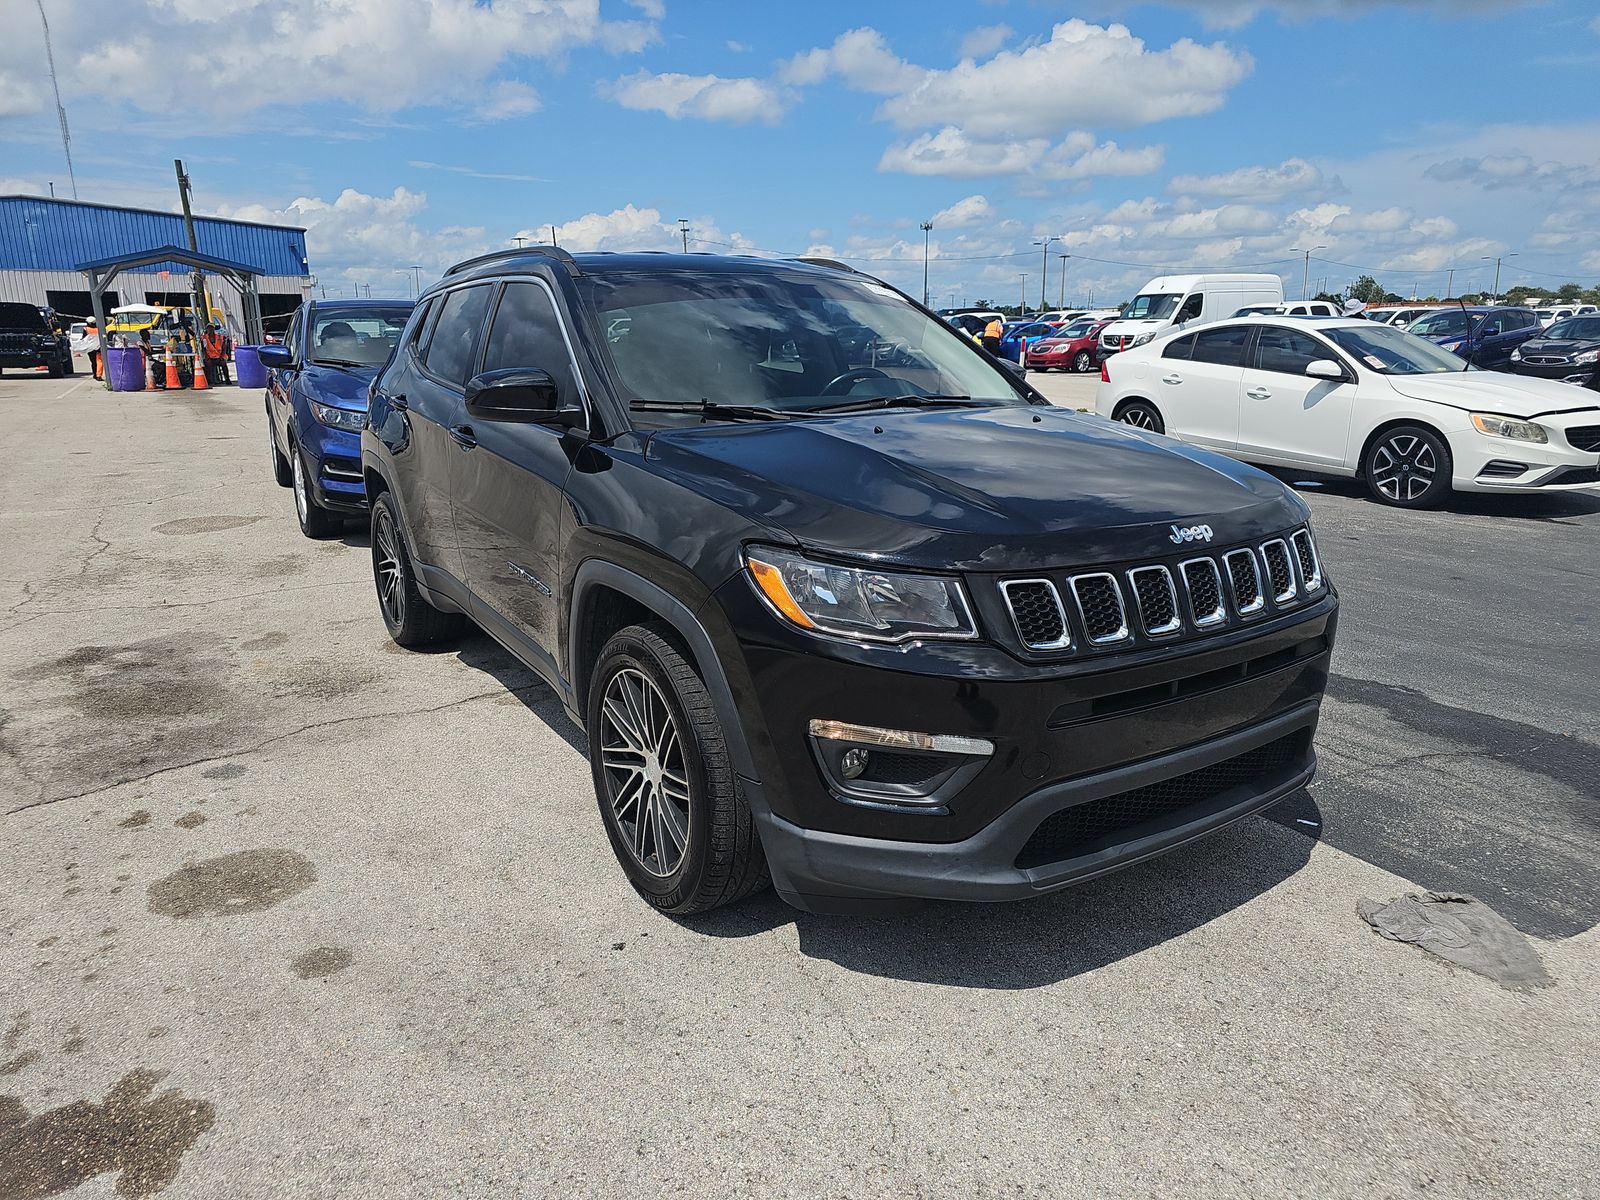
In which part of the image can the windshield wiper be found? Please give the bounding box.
[801,394,979,415]
[630,399,792,421]
[311,357,371,368]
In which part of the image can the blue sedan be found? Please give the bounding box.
[998,320,1064,363]
[260,299,414,537]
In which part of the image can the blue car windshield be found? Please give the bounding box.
[1406,310,1477,339]
[311,306,413,367]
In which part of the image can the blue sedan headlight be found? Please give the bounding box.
[310,399,366,431]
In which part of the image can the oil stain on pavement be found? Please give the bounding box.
[0,1070,215,1198]
[147,849,317,919]
[152,514,264,536]
[291,946,353,980]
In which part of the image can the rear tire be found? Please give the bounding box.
[1114,399,1166,435]
[1362,424,1452,508]
[587,622,769,914]
[370,492,464,646]
[291,440,344,538]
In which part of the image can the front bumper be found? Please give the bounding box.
[1448,422,1600,492]
[298,416,368,511]
[713,571,1336,910]
[0,350,52,368]
[758,702,1317,911]
[1511,361,1600,389]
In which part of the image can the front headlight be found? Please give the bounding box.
[1573,349,1599,364]
[1470,413,1548,443]
[1132,332,1155,347]
[745,547,977,643]
[1509,348,1522,361]
[310,399,366,431]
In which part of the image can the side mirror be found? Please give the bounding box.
[255,343,295,369]
[465,367,580,426]
[1305,359,1347,381]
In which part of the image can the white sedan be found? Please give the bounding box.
[1095,316,1600,507]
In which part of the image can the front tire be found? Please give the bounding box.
[370,492,464,646]
[1363,424,1452,508]
[1114,399,1166,435]
[587,623,768,915]
[268,412,292,487]
[1073,350,1093,373]
[291,440,344,538]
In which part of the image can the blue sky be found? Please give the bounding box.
[4,0,1599,304]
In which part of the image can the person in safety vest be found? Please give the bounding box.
[202,324,228,385]
[982,317,1004,354]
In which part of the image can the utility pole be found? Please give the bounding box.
[678,218,690,253]
[409,266,422,298]
[1289,245,1325,301]
[174,159,209,359]
[36,1,77,200]
[1058,254,1071,308]
[919,221,933,306]
[1033,235,1060,310]
[1445,268,1454,298]
[1019,273,1028,314]
[512,236,527,248]
[1481,253,1516,301]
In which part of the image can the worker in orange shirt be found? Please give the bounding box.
[982,316,1004,355]
[202,323,229,385]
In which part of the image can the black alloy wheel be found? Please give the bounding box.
[1363,424,1452,508]
[1114,400,1166,435]
[587,622,768,914]
[370,492,463,646]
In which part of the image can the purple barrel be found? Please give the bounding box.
[234,346,268,390]
[105,346,146,391]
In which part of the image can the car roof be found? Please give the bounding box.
[310,298,413,310]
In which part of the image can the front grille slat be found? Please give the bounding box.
[999,579,1070,650]
[1568,425,1600,453]
[1127,566,1180,636]
[1180,558,1226,627]
[1261,539,1297,604]
[1223,549,1264,615]
[1014,733,1304,869]
[1289,530,1322,592]
[1070,574,1130,644]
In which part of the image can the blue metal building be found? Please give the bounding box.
[0,194,312,323]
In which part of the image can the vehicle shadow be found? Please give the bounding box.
[453,630,588,757]
[679,791,1320,989]
[1270,470,1600,521]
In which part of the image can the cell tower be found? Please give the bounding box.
[35,0,78,200]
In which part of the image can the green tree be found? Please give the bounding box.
[1557,282,1583,302]
[1348,275,1387,305]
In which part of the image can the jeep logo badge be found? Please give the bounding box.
[1169,523,1214,544]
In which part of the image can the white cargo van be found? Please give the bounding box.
[1098,273,1283,355]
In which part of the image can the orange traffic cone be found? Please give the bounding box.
[165,351,181,390]
[192,352,210,390]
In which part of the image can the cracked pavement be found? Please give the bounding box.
[2,372,1598,1199]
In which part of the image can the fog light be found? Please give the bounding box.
[839,747,870,779]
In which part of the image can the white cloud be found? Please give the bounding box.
[957,24,1012,60]
[930,195,995,229]
[726,39,751,52]
[601,71,792,123]
[1423,154,1600,191]
[0,67,42,118]
[0,0,659,122]
[870,20,1252,136]
[779,28,925,93]
[408,161,548,183]
[625,0,665,17]
[1169,157,1328,201]
[879,126,1162,180]
[1150,0,1526,30]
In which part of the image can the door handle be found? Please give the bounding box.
[1246,387,1272,400]
[448,423,477,450]
[1161,373,1183,385]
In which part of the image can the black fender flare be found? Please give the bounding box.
[568,559,760,785]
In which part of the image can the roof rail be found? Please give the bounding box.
[443,244,580,278]
[792,256,862,275]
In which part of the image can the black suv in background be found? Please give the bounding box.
[363,250,1338,914]
[0,302,73,378]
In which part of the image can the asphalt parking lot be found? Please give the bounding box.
[2,369,1597,1199]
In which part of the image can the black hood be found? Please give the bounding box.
[1523,336,1600,356]
[646,406,1306,571]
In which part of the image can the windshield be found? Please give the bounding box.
[1324,324,1471,374]
[1544,317,1600,340]
[1056,320,1095,339]
[1122,293,1181,321]
[1407,310,1478,338]
[0,302,48,331]
[311,306,413,366]
[585,269,1031,427]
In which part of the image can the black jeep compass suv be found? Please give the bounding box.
[363,249,1337,914]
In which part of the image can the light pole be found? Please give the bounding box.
[1481,253,1516,301]
[1019,273,1029,314]
[1445,268,1454,299]
[1058,254,1071,308]
[678,219,690,252]
[512,236,527,248]
[920,221,933,306]
[1033,235,1060,311]
[1289,245,1325,301]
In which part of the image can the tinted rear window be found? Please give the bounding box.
[1191,325,1251,366]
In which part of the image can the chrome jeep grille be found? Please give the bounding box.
[998,528,1326,654]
